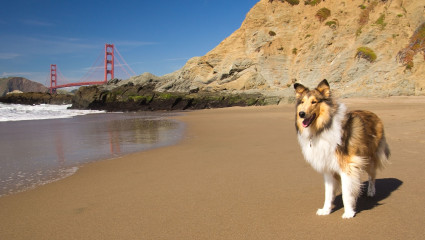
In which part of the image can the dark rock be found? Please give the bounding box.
[107,78,122,85]
[71,86,103,109]
[0,92,73,105]
[70,84,267,111]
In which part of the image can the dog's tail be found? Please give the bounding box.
[376,133,390,170]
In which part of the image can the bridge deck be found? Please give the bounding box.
[51,81,107,89]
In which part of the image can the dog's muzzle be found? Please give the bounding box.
[299,112,316,128]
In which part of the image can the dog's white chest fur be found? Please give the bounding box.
[297,103,347,173]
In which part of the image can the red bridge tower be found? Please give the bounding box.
[50,64,57,94]
[104,44,114,82]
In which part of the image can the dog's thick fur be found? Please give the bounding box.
[294,79,390,219]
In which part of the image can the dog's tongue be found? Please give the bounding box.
[302,114,315,128]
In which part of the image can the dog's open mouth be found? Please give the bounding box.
[302,113,316,128]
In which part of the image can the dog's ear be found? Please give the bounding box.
[294,83,308,99]
[316,79,330,98]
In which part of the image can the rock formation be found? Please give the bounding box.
[0,92,73,105]
[0,77,49,96]
[70,84,267,111]
[127,0,425,100]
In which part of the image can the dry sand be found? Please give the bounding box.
[1,96,425,239]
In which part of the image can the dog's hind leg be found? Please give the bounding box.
[367,138,390,197]
[316,173,336,216]
[366,163,377,197]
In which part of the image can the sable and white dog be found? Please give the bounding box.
[294,79,390,219]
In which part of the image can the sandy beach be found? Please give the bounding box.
[1,96,425,239]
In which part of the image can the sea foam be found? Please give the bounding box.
[0,103,104,122]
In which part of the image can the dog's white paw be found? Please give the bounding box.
[316,208,331,216]
[342,210,356,219]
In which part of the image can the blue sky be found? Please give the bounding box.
[0,0,258,85]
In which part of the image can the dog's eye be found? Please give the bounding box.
[301,100,304,104]
[311,100,317,104]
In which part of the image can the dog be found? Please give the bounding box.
[294,79,390,219]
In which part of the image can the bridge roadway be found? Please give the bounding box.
[51,80,107,89]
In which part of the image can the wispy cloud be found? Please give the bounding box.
[1,71,33,77]
[2,35,100,56]
[165,57,190,61]
[115,40,158,47]
[0,53,20,60]
[27,36,98,49]
[34,35,82,42]
[21,19,54,27]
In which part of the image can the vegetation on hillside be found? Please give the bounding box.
[356,47,377,62]
[374,13,387,30]
[357,0,379,36]
[269,0,325,6]
[268,0,299,5]
[304,0,321,6]
[397,22,425,70]
[325,19,339,29]
[285,0,300,5]
[315,8,331,22]
[358,1,378,25]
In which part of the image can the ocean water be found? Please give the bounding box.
[0,103,184,197]
[0,103,104,122]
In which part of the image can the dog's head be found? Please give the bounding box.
[293,79,331,131]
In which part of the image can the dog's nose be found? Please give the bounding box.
[299,111,306,118]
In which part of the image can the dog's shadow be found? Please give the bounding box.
[332,178,403,213]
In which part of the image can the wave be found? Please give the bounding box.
[0,103,104,122]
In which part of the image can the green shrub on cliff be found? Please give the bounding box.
[315,8,331,22]
[325,21,337,27]
[374,13,387,30]
[325,19,339,29]
[304,0,321,6]
[356,46,377,62]
[285,0,300,5]
[268,0,300,5]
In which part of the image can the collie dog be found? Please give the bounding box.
[294,79,390,219]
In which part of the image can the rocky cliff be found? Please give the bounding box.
[0,77,48,96]
[126,0,425,100]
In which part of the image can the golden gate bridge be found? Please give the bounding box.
[48,43,136,93]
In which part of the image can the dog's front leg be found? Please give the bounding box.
[316,172,336,215]
[340,172,357,219]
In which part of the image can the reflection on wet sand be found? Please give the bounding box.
[106,118,181,156]
[55,131,65,165]
[0,112,184,197]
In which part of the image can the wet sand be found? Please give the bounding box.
[0,96,424,239]
[0,112,183,196]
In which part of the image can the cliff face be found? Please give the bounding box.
[129,0,425,99]
[0,77,48,96]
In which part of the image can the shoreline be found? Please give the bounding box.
[0,111,184,197]
[1,96,425,239]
